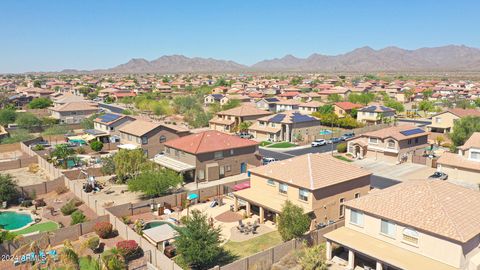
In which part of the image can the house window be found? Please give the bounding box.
[471,151,480,160]
[387,140,395,149]
[214,151,223,159]
[225,165,231,172]
[350,209,364,227]
[407,139,412,145]
[380,219,396,237]
[175,150,180,157]
[136,137,141,144]
[230,149,234,155]
[160,135,166,143]
[354,193,360,199]
[267,179,275,186]
[414,138,419,144]
[299,189,309,201]
[197,170,205,180]
[165,147,170,154]
[127,134,132,141]
[339,198,345,217]
[435,117,442,123]
[368,138,378,144]
[402,228,419,245]
[278,183,288,194]
[141,137,148,144]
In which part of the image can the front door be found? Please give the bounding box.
[240,162,247,173]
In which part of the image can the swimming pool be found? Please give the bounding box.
[143,220,177,230]
[0,211,34,230]
[319,129,332,135]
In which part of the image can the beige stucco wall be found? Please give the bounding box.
[345,208,467,268]
[429,112,459,132]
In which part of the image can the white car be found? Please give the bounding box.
[311,139,327,147]
[262,157,277,165]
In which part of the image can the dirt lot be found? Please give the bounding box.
[2,166,51,186]
[0,150,26,161]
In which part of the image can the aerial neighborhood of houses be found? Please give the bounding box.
[1,72,480,270]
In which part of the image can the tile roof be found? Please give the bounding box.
[446,108,480,118]
[258,111,319,124]
[249,153,371,190]
[217,105,272,117]
[359,105,396,113]
[362,125,428,140]
[334,102,363,110]
[458,132,480,150]
[437,152,480,172]
[164,130,258,154]
[119,120,161,137]
[50,102,98,112]
[345,180,480,243]
[299,101,323,108]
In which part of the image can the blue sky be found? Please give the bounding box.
[1,0,479,73]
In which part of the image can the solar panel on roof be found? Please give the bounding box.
[270,114,286,123]
[291,113,316,123]
[100,113,121,123]
[399,128,425,136]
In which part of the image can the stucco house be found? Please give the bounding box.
[209,105,272,133]
[233,153,371,224]
[49,102,98,124]
[153,130,260,182]
[347,125,429,162]
[436,132,480,183]
[333,102,363,117]
[357,105,396,125]
[325,180,480,270]
[427,108,480,134]
[248,111,321,142]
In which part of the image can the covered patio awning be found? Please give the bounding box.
[153,154,195,173]
[324,226,457,270]
[117,144,139,150]
[235,188,313,214]
[143,224,177,245]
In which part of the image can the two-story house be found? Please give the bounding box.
[347,125,429,163]
[153,130,260,182]
[437,132,480,183]
[233,153,371,224]
[209,105,272,133]
[357,105,396,125]
[248,111,321,142]
[92,113,135,142]
[333,102,363,118]
[427,109,480,134]
[204,94,229,106]
[119,120,190,158]
[325,180,480,270]
[49,102,98,124]
[275,99,300,112]
[298,101,323,115]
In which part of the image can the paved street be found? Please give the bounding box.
[259,142,339,160]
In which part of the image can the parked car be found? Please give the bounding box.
[238,133,253,139]
[311,139,327,147]
[262,157,277,165]
[327,137,342,144]
[341,132,355,140]
[428,172,448,180]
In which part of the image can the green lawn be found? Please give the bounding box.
[14,221,59,235]
[267,142,296,148]
[224,231,283,258]
[259,141,272,147]
[334,155,353,162]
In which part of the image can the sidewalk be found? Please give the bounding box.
[183,173,249,191]
[259,144,310,152]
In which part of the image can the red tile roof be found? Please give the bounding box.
[164,130,258,154]
[334,102,363,110]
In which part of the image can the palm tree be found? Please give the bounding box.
[59,240,80,270]
[237,121,252,133]
[13,234,55,269]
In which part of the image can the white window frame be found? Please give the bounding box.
[368,137,378,145]
[278,183,288,194]
[402,227,419,245]
[298,189,309,201]
[214,151,223,159]
[350,209,364,227]
[380,219,396,238]
[267,179,275,186]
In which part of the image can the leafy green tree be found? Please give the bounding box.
[290,76,303,86]
[403,89,415,102]
[474,98,480,108]
[317,105,334,114]
[0,109,17,126]
[0,174,20,204]
[27,97,52,109]
[348,93,375,105]
[384,99,405,113]
[327,94,342,103]
[51,144,75,168]
[42,125,69,136]
[15,112,41,130]
[221,99,241,110]
[455,99,475,109]
[0,230,17,244]
[70,210,87,225]
[113,149,146,182]
[418,100,435,114]
[101,155,116,175]
[81,114,97,129]
[175,210,224,269]
[237,121,252,132]
[450,116,480,147]
[33,80,42,88]
[1,129,34,144]
[128,168,183,197]
[297,244,328,270]
[277,200,310,241]
[90,141,104,152]
[422,89,433,100]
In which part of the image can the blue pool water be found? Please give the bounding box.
[0,211,33,230]
[319,130,333,135]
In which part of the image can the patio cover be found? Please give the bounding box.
[67,134,96,142]
[235,188,313,213]
[142,224,177,244]
[233,181,250,191]
[324,226,457,270]
[117,144,139,150]
[153,155,195,172]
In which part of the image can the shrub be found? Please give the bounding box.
[60,200,77,216]
[86,236,100,252]
[32,144,45,151]
[94,222,113,239]
[116,240,139,259]
[90,141,103,152]
[20,200,33,207]
[76,147,86,154]
[55,186,68,195]
[71,210,87,225]
[336,143,347,153]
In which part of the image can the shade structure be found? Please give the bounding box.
[233,181,251,191]
[187,193,199,200]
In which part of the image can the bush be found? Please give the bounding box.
[60,200,77,216]
[336,143,347,153]
[32,144,45,151]
[71,210,87,225]
[20,200,33,207]
[76,147,86,154]
[116,240,139,259]
[90,141,103,152]
[94,222,113,239]
[86,236,100,252]
[55,186,68,195]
